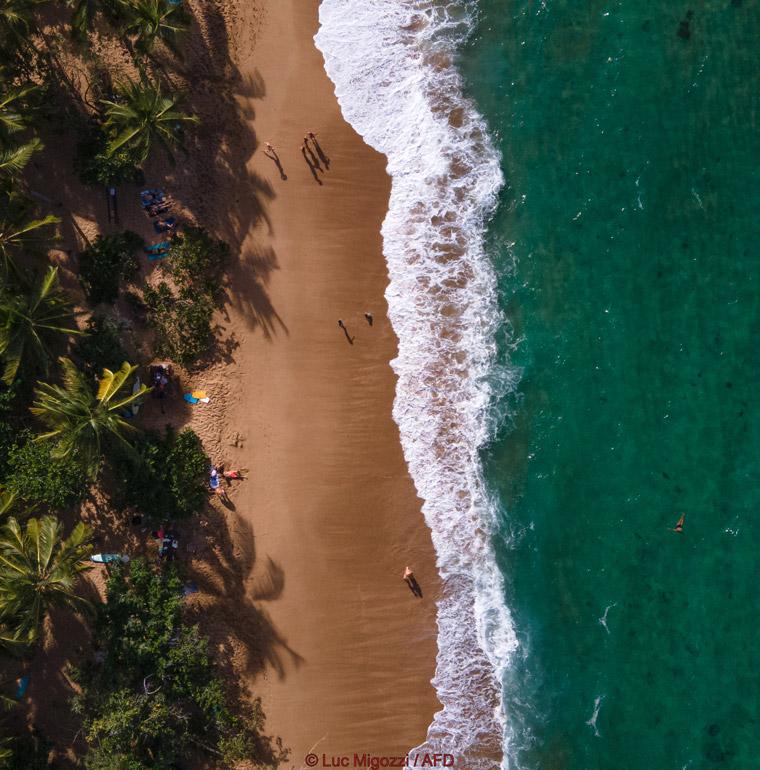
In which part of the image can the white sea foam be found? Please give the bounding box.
[315,2,519,767]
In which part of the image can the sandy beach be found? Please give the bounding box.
[185,0,441,764]
[17,0,441,764]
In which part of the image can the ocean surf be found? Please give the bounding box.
[315,2,519,767]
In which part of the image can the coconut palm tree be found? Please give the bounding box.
[0,136,40,180]
[102,76,197,165]
[31,358,149,477]
[0,0,43,50]
[0,488,15,518]
[0,266,80,384]
[0,192,59,278]
[0,81,38,144]
[0,515,92,645]
[121,0,190,57]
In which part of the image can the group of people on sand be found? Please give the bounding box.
[263,131,330,184]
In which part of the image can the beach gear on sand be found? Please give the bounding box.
[184,390,209,404]
[90,553,130,564]
[140,188,166,205]
[131,377,142,416]
[144,241,171,253]
[210,469,220,490]
[15,675,29,699]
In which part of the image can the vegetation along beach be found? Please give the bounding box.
[0,0,440,767]
[0,1,756,769]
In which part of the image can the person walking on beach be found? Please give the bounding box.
[671,513,686,533]
[306,130,330,168]
[337,319,354,345]
[263,142,287,180]
[403,566,423,598]
[364,312,373,326]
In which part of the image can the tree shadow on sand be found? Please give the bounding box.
[185,506,303,681]
[220,244,289,340]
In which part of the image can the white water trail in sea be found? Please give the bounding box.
[315,2,519,767]
[586,695,604,738]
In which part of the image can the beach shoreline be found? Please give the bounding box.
[198,0,442,763]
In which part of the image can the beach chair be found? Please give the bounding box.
[140,188,165,203]
[144,241,171,254]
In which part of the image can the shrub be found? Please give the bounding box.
[0,385,20,478]
[5,432,87,508]
[79,232,144,305]
[143,283,215,366]
[141,226,230,366]
[76,124,141,187]
[71,559,278,769]
[112,427,208,520]
[72,315,129,376]
[162,226,229,299]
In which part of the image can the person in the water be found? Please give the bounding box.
[672,513,686,533]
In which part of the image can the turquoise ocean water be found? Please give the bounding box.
[461,2,760,767]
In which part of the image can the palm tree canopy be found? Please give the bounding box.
[0,515,92,645]
[0,266,80,383]
[102,76,197,165]
[121,0,190,56]
[0,136,40,180]
[31,358,149,477]
[0,0,44,41]
[0,191,59,277]
[0,82,39,143]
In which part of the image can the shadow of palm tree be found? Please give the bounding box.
[185,505,303,681]
[223,244,289,339]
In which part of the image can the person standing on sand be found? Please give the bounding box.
[306,130,330,169]
[264,142,287,180]
[364,312,373,326]
[403,566,423,598]
[337,319,354,344]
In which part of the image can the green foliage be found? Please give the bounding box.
[72,315,129,377]
[122,0,191,57]
[0,190,59,279]
[143,281,214,366]
[0,266,79,384]
[101,76,197,166]
[75,122,141,187]
[78,231,143,305]
[0,384,19,477]
[0,82,41,146]
[112,427,208,520]
[92,558,182,679]
[162,224,228,297]
[0,514,93,646]
[30,358,148,478]
[72,559,270,769]
[143,227,229,365]
[5,430,87,508]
